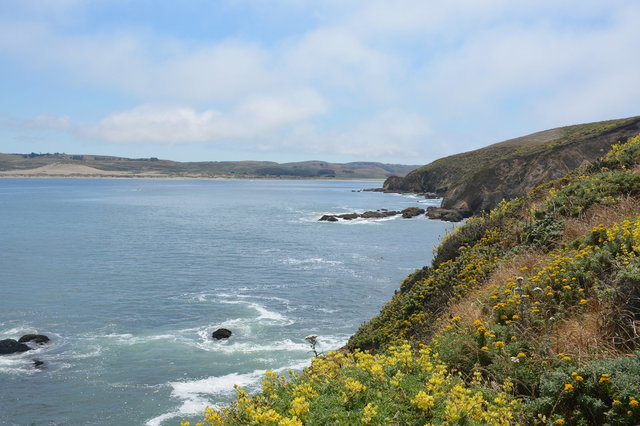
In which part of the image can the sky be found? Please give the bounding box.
[1,1,639,165]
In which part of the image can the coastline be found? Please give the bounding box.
[0,174,385,181]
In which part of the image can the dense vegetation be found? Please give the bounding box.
[185,135,640,425]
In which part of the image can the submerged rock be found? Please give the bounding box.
[33,360,45,368]
[18,334,50,345]
[212,328,232,340]
[319,215,339,222]
[0,339,32,355]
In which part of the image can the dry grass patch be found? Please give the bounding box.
[551,307,619,362]
[560,195,640,243]
[442,249,547,330]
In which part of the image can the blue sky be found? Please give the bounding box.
[1,0,639,164]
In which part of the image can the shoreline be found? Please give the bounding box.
[0,174,386,182]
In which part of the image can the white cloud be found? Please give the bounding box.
[256,109,432,159]
[78,89,328,144]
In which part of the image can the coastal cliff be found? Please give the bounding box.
[384,116,640,215]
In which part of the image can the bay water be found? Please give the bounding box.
[0,178,453,425]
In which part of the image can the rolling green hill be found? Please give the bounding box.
[0,153,418,180]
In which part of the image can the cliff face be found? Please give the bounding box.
[385,116,640,214]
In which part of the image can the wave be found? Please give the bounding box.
[90,333,182,346]
[217,299,290,323]
[280,257,343,268]
[194,337,310,354]
[0,354,40,375]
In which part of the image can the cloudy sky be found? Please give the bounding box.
[1,1,639,164]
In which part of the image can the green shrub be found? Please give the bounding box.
[529,354,640,425]
[522,214,565,248]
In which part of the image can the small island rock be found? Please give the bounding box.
[0,339,32,355]
[400,207,425,218]
[212,328,232,340]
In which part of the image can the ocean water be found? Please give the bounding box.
[0,178,453,425]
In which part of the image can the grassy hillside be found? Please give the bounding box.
[186,134,640,425]
[385,116,640,215]
[0,153,418,179]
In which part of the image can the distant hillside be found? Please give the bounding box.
[0,153,418,179]
[383,116,640,215]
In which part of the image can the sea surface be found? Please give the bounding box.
[0,178,454,425]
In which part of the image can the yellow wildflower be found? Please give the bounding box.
[279,416,303,426]
[289,397,309,418]
[362,402,378,423]
[413,391,435,411]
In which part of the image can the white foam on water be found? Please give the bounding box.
[342,216,400,225]
[281,257,342,267]
[217,299,291,324]
[234,294,291,304]
[0,354,39,375]
[194,338,310,354]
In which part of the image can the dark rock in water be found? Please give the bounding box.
[426,207,465,222]
[319,209,405,221]
[400,207,425,218]
[360,211,386,219]
[19,334,50,345]
[33,360,45,367]
[337,213,359,220]
[212,328,232,340]
[0,339,32,355]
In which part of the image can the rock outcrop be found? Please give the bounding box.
[0,339,32,355]
[426,207,467,222]
[401,207,425,218]
[319,208,428,221]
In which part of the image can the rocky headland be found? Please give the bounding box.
[377,116,640,217]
